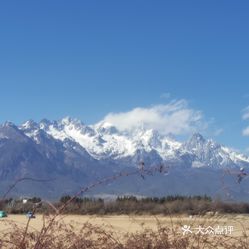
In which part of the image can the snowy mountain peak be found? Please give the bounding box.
[60,116,73,125]
[184,133,209,152]
[59,116,84,127]
[39,119,53,129]
[13,117,249,170]
[94,121,118,135]
[21,120,38,130]
[189,132,205,144]
[1,121,16,128]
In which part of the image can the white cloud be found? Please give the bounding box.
[241,106,249,136]
[242,106,249,120]
[102,100,208,135]
[242,126,249,136]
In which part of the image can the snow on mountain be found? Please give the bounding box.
[182,133,249,168]
[44,118,181,160]
[0,117,246,200]
[19,117,249,169]
[221,147,249,164]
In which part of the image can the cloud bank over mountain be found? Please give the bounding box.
[102,100,207,136]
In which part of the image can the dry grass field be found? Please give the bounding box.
[0,213,249,248]
[0,213,248,236]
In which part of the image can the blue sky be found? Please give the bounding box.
[0,1,249,152]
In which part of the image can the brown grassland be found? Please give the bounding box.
[0,213,249,248]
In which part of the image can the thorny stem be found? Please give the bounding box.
[33,164,167,248]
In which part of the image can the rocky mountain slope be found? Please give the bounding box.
[0,118,248,200]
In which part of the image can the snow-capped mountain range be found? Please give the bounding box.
[0,117,249,200]
[20,117,249,169]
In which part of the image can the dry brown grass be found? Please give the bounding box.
[0,214,248,248]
